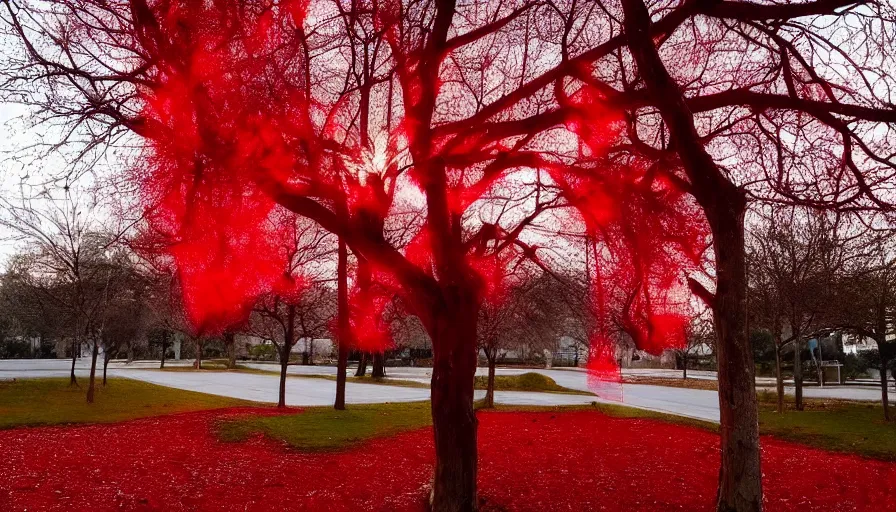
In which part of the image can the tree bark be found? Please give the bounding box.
[224,331,237,369]
[86,340,99,403]
[279,344,290,408]
[160,332,168,369]
[335,237,349,410]
[355,352,368,377]
[711,205,763,512]
[793,337,803,411]
[774,345,784,413]
[69,338,78,386]
[682,351,688,380]
[103,349,111,386]
[372,352,386,378]
[483,350,496,409]
[429,296,479,512]
[881,356,890,421]
[194,338,203,369]
[618,2,762,509]
[279,305,296,408]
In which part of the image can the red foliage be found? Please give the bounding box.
[134,1,321,336]
[1,409,893,511]
[132,1,709,385]
[552,97,709,392]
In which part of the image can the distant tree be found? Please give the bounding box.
[0,190,119,389]
[249,218,336,407]
[0,253,67,357]
[677,315,715,380]
[746,209,848,411]
[479,269,569,407]
[832,234,896,421]
[99,258,151,385]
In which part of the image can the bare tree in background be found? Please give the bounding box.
[677,314,715,380]
[747,209,850,411]
[832,232,896,421]
[0,189,127,400]
[250,219,336,407]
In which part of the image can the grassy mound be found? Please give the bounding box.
[218,401,432,451]
[474,372,591,395]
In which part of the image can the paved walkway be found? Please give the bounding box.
[3,359,893,423]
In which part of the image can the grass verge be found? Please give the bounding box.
[0,377,249,429]
[622,376,719,391]
[757,393,896,461]
[157,363,276,375]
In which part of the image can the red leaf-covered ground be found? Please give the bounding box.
[1,409,894,511]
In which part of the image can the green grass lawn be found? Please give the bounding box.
[217,401,433,451]
[758,399,896,461]
[0,378,250,429]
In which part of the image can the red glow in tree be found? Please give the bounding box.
[17,0,885,510]
[126,2,708,509]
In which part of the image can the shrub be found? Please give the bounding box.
[249,343,277,361]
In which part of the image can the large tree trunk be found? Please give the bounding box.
[86,341,99,403]
[774,345,784,414]
[618,2,762,509]
[430,297,479,512]
[372,352,386,378]
[682,351,688,380]
[881,356,890,421]
[711,206,763,512]
[355,352,368,377]
[335,238,349,410]
[793,336,803,411]
[279,344,290,408]
[483,350,497,409]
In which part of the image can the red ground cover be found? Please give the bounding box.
[1,409,894,511]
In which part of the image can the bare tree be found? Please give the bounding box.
[677,314,715,380]
[747,209,851,411]
[250,217,336,407]
[617,2,896,509]
[832,232,896,421]
[0,188,128,402]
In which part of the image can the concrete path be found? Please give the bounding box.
[0,359,597,408]
[4,359,893,423]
